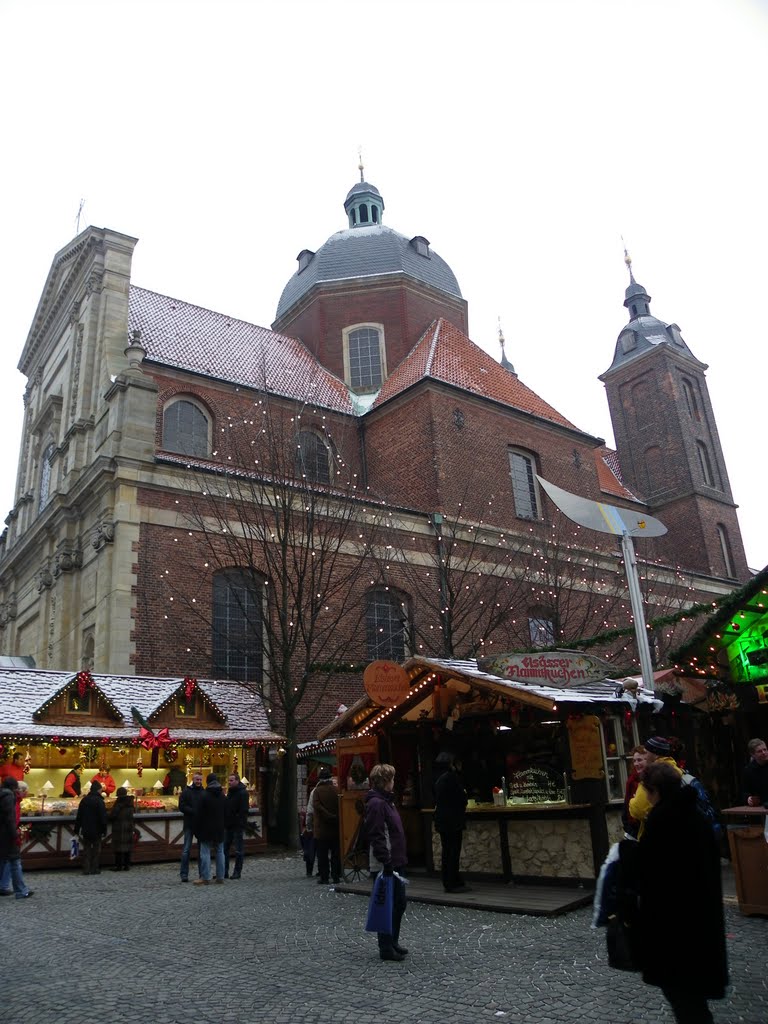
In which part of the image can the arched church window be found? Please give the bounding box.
[644,446,663,494]
[372,206,378,223]
[162,397,210,458]
[359,205,369,223]
[38,443,55,512]
[366,589,411,662]
[681,378,701,421]
[508,448,540,520]
[296,430,332,485]
[343,324,386,392]
[212,569,264,683]
[717,524,735,578]
[696,441,715,488]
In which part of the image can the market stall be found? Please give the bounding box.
[318,654,663,884]
[0,667,284,869]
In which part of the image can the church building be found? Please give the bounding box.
[0,173,749,739]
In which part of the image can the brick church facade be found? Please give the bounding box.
[0,175,749,739]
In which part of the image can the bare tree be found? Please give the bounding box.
[158,394,386,843]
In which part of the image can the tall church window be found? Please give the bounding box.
[366,589,410,662]
[212,569,264,683]
[644,446,663,495]
[528,610,555,648]
[296,430,332,484]
[681,378,701,421]
[343,324,385,392]
[38,443,55,512]
[359,205,369,223]
[717,524,735,578]
[162,397,210,458]
[508,449,540,520]
[696,441,715,487]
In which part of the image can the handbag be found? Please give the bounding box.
[69,836,80,860]
[364,871,394,934]
[606,914,639,972]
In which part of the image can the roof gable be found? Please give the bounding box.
[32,674,125,723]
[371,319,583,431]
[129,286,354,414]
[0,670,282,742]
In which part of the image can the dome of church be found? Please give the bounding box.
[275,180,462,322]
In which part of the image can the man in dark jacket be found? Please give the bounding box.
[313,767,341,885]
[742,738,768,806]
[0,777,33,898]
[433,751,468,893]
[224,772,249,879]
[194,773,226,885]
[74,780,108,875]
[178,771,204,882]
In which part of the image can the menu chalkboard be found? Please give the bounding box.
[508,766,565,804]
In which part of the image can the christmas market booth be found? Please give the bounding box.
[0,667,285,869]
[671,567,768,914]
[318,654,664,886]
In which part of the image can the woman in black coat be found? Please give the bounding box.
[109,787,135,871]
[621,762,728,1024]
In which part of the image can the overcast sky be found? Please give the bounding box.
[1,0,766,571]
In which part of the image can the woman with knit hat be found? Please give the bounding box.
[628,737,682,837]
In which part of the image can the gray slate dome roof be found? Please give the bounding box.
[275,223,463,321]
[345,180,382,202]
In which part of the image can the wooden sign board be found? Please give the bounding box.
[363,660,409,707]
[567,714,604,780]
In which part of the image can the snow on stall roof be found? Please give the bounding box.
[0,669,283,741]
[414,658,660,709]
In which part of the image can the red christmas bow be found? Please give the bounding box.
[139,726,172,751]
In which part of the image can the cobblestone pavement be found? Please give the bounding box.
[3,855,766,1024]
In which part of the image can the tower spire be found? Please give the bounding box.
[621,241,652,320]
[357,145,364,183]
[498,317,516,374]
[622,236,636,284]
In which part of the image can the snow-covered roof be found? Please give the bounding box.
[0,669,284,743]
[418,658,661,711]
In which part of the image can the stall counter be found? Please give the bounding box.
[19,809,267,870]
[422,802,605,882]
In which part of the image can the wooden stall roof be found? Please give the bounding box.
[317,655,662,740]
[0,668,284,743]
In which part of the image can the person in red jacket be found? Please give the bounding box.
[90,767,116,796]
[1,752,25,782]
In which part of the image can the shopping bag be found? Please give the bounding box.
[364,871,393,934]
[69,836,80,860]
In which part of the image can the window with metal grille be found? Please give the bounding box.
[296,431,331,484]
[508,449,539,520]
[162,398,210,457]
[212,570,264,683]
[347,327,383,391]
[366,590,409,662]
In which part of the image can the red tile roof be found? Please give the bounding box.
[372,319,581,430]
[129,286,354,414]
[595,447,642,502]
